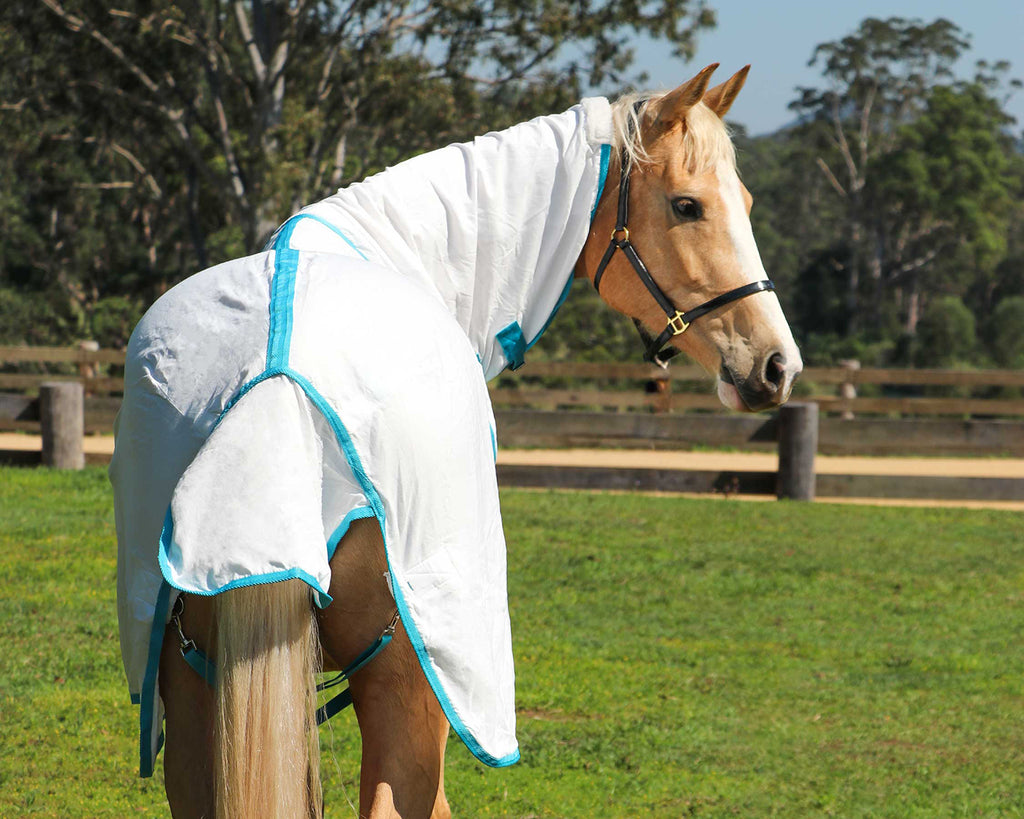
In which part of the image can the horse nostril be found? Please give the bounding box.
[764,352,786,390]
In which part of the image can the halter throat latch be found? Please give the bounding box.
[592,136,776,367]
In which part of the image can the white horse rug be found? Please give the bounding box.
[111,98,613,775]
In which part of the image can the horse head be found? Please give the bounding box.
[580,64,802,412]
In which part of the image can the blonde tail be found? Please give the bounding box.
[213,579,322,818]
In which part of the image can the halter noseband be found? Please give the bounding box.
[592,106,776,367]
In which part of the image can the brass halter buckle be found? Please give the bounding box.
[667,311,690,335]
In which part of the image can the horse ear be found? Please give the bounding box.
[703,65,751,119]
[652,63,719,130]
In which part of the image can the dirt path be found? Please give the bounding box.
[496,448,1024,512]
[0,432,121,455]
[496,448,1024,478]
[5,433,1023,477]
[5,433,1022,510]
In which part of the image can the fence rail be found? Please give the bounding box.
[487,359,1024,418]
[497,359,1024,388]
[0,345,125,366]
[2,347,1022,500]
[3,345,1023,415]
[2,343,1024,442]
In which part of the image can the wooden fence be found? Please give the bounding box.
[487,360,1024,418]
[3,348,1024,501]
[4,345,1024,415]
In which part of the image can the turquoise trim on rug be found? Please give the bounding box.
[290,213,369,260]
[267,219,300,369]
[525,274,573,354]
[142,203,522,770]
[592,143,611,222]
[138,571,173,777]
[326,506,375,561]
[496,321,526,371]
[279,366,520,768]
[489,425,497,461]
[211,368,284,433]
[514,142,613,364]
[157,506,333,609]
[265,212,369,257]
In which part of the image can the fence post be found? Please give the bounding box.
[40,382,84,470]
[650,374,672,413]
[777,401,818,501]
[838,358,860,420]
[78,340,100,385]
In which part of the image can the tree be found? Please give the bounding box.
[789,17,971,329]
[785,16,1024,353]
[1,0,716,345]
[733,125,844,317]
[989,296,1024,368]
[913,295,977,367]
[0,4,168,343]
[30,0,715,256]
[867,79,1018,333]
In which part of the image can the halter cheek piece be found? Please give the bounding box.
[592,105,776,367]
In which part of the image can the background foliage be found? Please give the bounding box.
[0,6,1021,369]
[733,17,1024,368]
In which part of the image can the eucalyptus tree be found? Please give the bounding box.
[0,3,173,343]
[31,0,715,261]
[790,17,1024,344]
[867,78,1018,335]
[789,17,971,330]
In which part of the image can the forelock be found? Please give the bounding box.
[610,93,737,174]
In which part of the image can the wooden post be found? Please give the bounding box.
[40,382,84,469]
[650,375,672,413]
[777,401,818,501]
[78,340,100,385]
[838,358,860,420]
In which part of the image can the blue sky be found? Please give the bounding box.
[627,0,1024,135]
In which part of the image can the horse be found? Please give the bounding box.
[109,63,801,818]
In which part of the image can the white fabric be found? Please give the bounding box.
[111,97,613,773]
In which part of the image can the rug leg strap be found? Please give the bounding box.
[171,595,399,725]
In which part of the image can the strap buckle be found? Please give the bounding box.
[382,609,400,638]
[170,595,195,655]
[611,226,629,244]
[667,311,690,335]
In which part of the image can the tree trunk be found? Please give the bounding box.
[187,165,209,272]
[845,215,862,330]
[904,277,920,335]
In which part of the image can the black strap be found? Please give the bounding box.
[171,595,399,726]
[592,116,776,366]
[315,688,353,724]
[641,280,776,366]
[313,609,399,725]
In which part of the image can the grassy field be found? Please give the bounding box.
[1,467,1023,817]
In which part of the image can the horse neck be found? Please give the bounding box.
[317,99,612,378]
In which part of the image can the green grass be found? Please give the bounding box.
[2,468,1023,817]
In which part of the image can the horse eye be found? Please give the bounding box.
[672,197,703,222]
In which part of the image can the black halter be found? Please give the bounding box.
[592,119,776,367]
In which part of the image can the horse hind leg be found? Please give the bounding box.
[159,593,216,818]
[318,517,451,819]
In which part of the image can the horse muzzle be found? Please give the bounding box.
[718,351,802,412]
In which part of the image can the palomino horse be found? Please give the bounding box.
[110,63,800,818]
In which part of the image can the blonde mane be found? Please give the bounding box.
[610,92,737,174]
